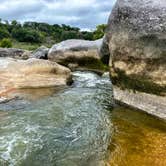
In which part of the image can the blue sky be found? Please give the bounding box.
[0,0,116,30]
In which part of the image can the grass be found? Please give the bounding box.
[11,40,53,51]
[12,41,40,50]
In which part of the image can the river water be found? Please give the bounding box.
[0,71,166,166]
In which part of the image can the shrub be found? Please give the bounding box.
[61,31,82,41]
[12,28,43,43]
[0,38,12,48]
[0,28,10,39]
[93,24,107,40]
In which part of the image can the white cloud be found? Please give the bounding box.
[0,0,117,29]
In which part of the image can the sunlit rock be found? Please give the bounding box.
[0,58,72,97]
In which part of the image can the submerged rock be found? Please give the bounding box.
[0,58,72,97]
[103,0,166,96]
[48,39,106,71]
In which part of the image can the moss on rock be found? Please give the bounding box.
[58,56,109,72]
[110,68,166,96]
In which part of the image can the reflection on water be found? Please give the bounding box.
[109,107,166,166]
[8,87,66,101]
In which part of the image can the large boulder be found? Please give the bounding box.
[104,0,166,96]
[0,58,72,97]
[48,39,106,71]
[31,46,49,59]
[0,48,25,58]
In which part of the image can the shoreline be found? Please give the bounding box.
[114,86,166,121]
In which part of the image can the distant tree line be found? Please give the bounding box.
[0,19,106,46]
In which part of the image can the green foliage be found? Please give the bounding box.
[61,31,82,40]
[0,38,12,48]
[0,19,107,50]
[0,27,10,39]
[93,24,107,40]
[12,41,40,50]
[81,31,94,40]
[12,28,43,43]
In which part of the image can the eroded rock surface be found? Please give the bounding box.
[48,39,105,71]
[0,48,25,58]
[103,0,166,95]
[0,58,72,97]
[114,87,166,120]
[32,46,49,59]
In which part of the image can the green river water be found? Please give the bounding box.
[0,71,166,166]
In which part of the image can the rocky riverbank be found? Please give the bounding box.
[0,39,107,102]
[0,58,72,99]
[101,0,166,119]
[114,87,166,120]
[0,0,165,120]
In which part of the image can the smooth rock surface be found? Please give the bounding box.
[114,86,166,120]
[48,39,103,69]
[0,58,72,97]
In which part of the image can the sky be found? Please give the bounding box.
[0,0,116,30]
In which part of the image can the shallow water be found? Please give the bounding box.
[0,71,166,166]
[109,107,166,166]
[0,71,114,166]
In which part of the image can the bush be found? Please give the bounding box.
[0,28,10,39]
[0,38,12,48]
[93,24,107,40]
[81,31,94,40]
[12,28,43,43]
[61,31,82,41]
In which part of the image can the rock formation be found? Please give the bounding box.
[0,58,72,97]
[103,0,166,96]
[0,48,25,58]
[32,46,49,59]
[48,39,106,71]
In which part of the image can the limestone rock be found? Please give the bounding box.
[0,48,25,58]
[21,51,32,60]
[32,46,49,59]
[48,39,103,70]
[0,58,72,97]
[103,0,166,95]
[114,86,166,120]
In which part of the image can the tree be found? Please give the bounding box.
[11,20,18,26]
[9,20,21,33]
[93,24,107,40]
[81,31,94,40]
[0,28,10,39]
[61,31,82,41]
[0,18,108,45]
[12,28,43,43]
